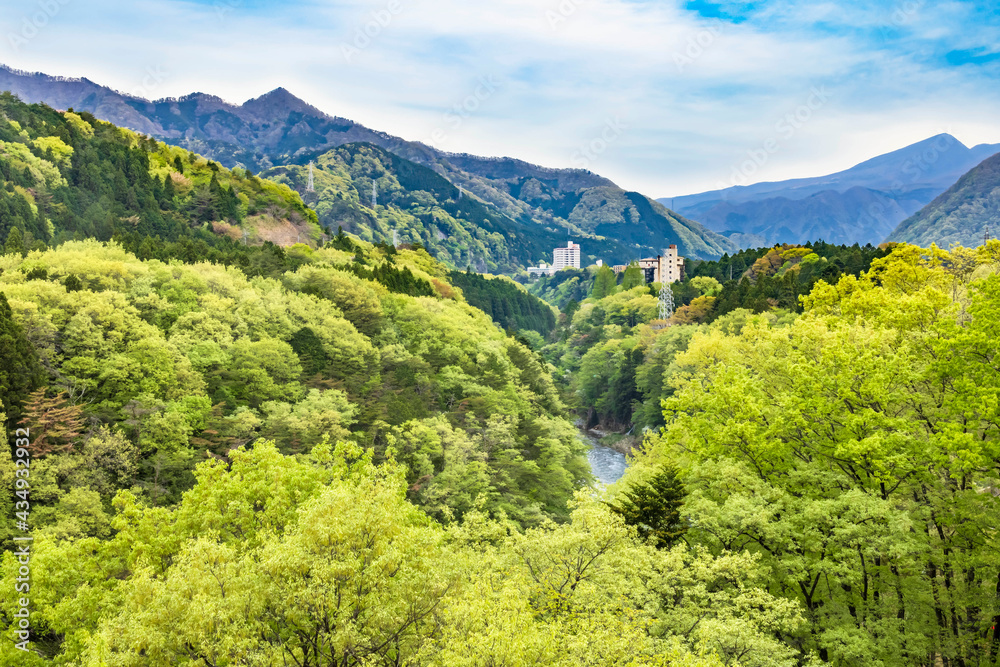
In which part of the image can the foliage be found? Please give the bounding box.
[0,92,320,252]
[448,269,557,336]
[606,466,686,549]
[18,389,84,456]
[632,242,1000,664]
[0,442,802,666]
[0,239,587,536]
[0,291,43,425]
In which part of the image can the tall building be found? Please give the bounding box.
[552,242,581,270]
[633,245,685,284]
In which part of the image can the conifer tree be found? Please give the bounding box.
[3,227,25,256]
[0,292,44,425]
[607,466,686,549]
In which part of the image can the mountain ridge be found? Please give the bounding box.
[660,133,1000,247]
[887,152,1000,248]
[0,64,734,262]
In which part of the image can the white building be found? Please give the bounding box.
[552,242,581,270]
[527,262,557,277]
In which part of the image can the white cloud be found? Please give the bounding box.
[0,0,995,196]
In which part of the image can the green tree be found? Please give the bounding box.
[606,466,686,549]
[591,264,618,300]
[621,262,644,290]
[0,292,44,425]
[3,227,25,257]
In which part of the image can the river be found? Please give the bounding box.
[582,430,628,485]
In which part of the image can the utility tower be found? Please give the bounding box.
[306,161,315,192]
[371,182,378,209]
[392,229,399,247]
[458,185,464,199]
[658,281,674,322]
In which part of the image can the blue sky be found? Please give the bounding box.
[1,0,997,196]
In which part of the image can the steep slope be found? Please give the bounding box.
[662,134,1000,247]
[888,152,1000,247]
[264,143,644,273]
[0,64,735,261]
[0,91,319,250]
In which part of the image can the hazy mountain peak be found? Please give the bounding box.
[663,133,1000,248]
[241,87,322,119]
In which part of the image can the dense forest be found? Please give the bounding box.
[0,92,319,251]
[4,96,1000,666]
[447,269,557,337]
[532,241,888,430]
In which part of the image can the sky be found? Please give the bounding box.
[1,0,998,196]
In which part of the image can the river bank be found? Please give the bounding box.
[584,426,640,456]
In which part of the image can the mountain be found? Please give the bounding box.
[0,91,318,251]
[264,142,644,273]
[0,64,735,262]
[888,152,1000,248]
[661,134,1000,247]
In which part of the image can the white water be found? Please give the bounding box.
[583,431,628,485]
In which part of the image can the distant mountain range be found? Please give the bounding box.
[888,152,1000,248]
[662,134,1000,247]
[0,64,734,263]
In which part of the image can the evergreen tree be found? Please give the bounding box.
[591,265,618,300]
[607,466,686,549]
[3,227,24,256]
[621,262,644,290]
[64,274,83,292]
[0,292,44,425]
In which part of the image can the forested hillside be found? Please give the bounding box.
[628,242,1000,664]
[0,239,801,667]
[0,92,319,252]
[530,241,886,430]
[0,67,738,263]
[532,240,1000,664]
[447,269,557,337]
[264,142,640,273]
[0,239,588,540]
[6,237,1000,665]
[889,151,1000,248]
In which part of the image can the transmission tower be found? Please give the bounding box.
[392,229,399,247]
[371,182,378,209]
[458,185,464,199]
[658,281,675,322]
[306,161,315,192]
